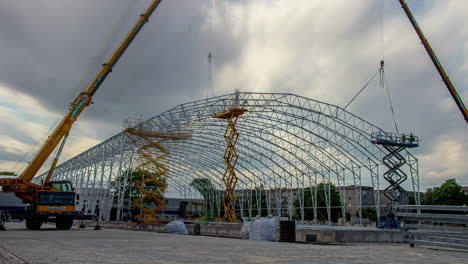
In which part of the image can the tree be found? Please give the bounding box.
[190,178,215,201]
[249,188,268,217]
[422,188,434,205]
[190,178,216,218]
[294,183,342,222]
[361,208,377,222]
[112,169,166,211]
[0,171,17,192]
[431,179,466,206]
[0,171,17,176]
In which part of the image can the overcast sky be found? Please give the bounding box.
[0,0,466,190]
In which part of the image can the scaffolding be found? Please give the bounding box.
[36,92,419,225]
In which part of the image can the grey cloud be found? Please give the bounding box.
[0,0,467,189]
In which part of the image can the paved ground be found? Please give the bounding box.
[1,222,467,264]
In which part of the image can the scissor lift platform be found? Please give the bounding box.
[371,132,419,212]
[371,132,419,148]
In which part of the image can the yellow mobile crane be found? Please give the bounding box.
[0,0,163,230]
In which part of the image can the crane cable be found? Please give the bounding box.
[9,1,143,174]
[344,0,400,135]
[379,0,399,134]
[344,69,380,110]
[344,0,386,111]
[380,0,384,61]
[380,61,399,134]
[10,111,68,174]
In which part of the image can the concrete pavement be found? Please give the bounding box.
[0,222,466,264]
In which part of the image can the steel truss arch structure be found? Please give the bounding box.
[36,92,420,224]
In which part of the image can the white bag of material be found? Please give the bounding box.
[249,218,277,241]
[240,221,252,239]
[164,220,188,235]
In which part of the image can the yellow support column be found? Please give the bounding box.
[213,107,247,222]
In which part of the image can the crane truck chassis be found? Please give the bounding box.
[1,181,76,230]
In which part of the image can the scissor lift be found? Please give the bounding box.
[124,119,190,223]
[371,132,419,209]
[213,107,248,222]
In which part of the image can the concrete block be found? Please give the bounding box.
[296,228,335,243]
[296,227,404,243]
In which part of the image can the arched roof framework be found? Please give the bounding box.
[36,92,419,222]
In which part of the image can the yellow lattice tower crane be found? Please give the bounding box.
[213,107,248,222]
[125,126,190,223]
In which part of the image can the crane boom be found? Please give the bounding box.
[0,0,163,193]
[399,0,468,124]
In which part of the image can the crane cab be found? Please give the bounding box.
[26,180,76,230]
[45,180,73,191]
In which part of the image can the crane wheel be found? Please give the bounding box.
[26,217,43,230]
[56,216,74,230]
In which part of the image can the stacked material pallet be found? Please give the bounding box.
[396,205,468,251]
